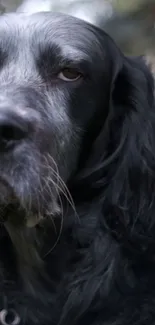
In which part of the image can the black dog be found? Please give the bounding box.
[0,11,154,325]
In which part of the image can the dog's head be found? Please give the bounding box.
[0,12,119,225]
[0,12,154,261]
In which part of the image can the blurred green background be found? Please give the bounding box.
[1,0,155,58]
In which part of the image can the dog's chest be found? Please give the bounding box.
[0,230,70,325]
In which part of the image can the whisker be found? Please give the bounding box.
[43,205,63,258]
[44,154,79,220]
[43,180,64,258]
[40,178,58,234]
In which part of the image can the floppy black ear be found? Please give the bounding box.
[75,52,155,256]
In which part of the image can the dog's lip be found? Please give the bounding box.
[0,178,50,228]
[26,214,43,228]
[0,178,25,225]
[3,202,42,223]
[1,204,26,225]
[1,205,43,228]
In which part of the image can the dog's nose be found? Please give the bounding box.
[0,109,34,150]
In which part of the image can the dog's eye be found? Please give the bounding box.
[58,68,82,81]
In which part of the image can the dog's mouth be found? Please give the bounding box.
[0,204,42,228]
[0,177,43,229]
[0,157,62,231]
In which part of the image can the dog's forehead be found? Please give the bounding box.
[0,12,102,55]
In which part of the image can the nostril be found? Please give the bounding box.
[0,124,26,143]
[0,107,40,151]
[0,112,30,151]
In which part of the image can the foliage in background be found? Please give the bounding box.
[0,0,155,56]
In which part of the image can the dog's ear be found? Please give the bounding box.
[75,44,155,255]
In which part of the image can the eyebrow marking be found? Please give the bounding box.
[60,45,90,64]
